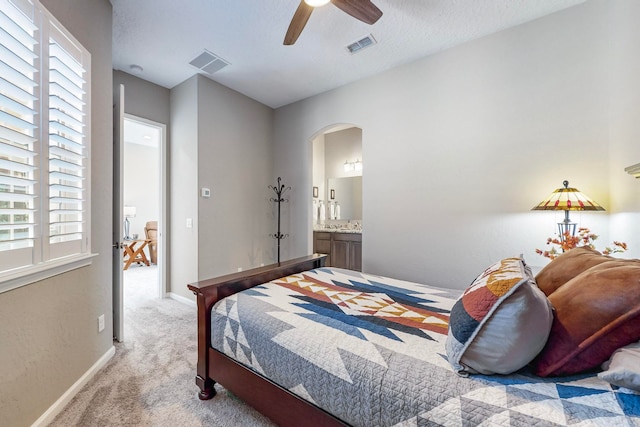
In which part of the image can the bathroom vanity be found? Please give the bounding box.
[313,230,362,271]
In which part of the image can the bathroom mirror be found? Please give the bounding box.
[327,176,362,220]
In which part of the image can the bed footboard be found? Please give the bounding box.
[187,254,327,400]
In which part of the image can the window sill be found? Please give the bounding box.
[0,253,98,294]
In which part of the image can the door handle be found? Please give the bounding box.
[113,242,125,249]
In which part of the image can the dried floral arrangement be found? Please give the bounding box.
[536,227,627,260]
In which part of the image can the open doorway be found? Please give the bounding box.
[122,115,165,304]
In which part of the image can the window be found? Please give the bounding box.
[0,0,91,292]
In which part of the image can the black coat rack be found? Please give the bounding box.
[269,177,290,263]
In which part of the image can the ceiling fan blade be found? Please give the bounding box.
[331,0,383,25]
[284,1,314,45]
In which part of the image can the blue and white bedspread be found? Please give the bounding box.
[211,267,640,427]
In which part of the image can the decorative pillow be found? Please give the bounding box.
[598,341,640,391]
[535,246,612,296]
[446,256,553,376]
[534,260,640,377]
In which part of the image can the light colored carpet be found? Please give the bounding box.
[50,264,276,427]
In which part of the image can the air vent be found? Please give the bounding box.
[346,34,377,54]
[189,50,230,75]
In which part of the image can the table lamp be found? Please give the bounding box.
[123,206,136,239]
[532,180,604,238]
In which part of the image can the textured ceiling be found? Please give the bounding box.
[111,0,585,109]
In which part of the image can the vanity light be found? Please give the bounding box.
[343,159,362,172]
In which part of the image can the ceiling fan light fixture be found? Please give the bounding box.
[304,0,330,7]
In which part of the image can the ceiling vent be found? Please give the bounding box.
[189,50,230,75]
[346,34,377,54]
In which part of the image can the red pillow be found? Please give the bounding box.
[535,246,612,296]
[534,260,640,377]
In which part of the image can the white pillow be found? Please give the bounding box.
[598,341,640,391]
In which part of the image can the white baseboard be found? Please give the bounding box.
[168,291,196,307]
[31,345,115,427]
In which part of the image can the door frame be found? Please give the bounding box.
[123,113,168,299]
[113,84,124,341]
[113,103,168,341]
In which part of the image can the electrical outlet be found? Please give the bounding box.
[98,314,105,332]
[186,218,193,228]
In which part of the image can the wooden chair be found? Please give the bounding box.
[144,221,158,264]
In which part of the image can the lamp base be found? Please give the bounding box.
[557,221,576,239]
[124,218,131,240]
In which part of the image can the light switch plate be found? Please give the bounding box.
[201,188,211,198]
[98,314,105,332]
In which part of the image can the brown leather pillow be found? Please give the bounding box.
[534,260,640,377]
[535,246,613,296]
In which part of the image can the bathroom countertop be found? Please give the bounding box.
[313,227,362,234]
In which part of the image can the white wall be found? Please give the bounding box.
[0,1,113,425]
[124,141,160,239]
[274,0,638,289]
[608,0,640,260]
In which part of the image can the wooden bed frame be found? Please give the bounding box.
[188,254,350,427]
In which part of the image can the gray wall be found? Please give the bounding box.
[113,70,171,126]
[169,76,200,299]
[324,128,362,182]
[0,0,113,425]
[274,0,640,289]
[116,71,275,302]
[113,71,169,270]
[169,75,274,301]
[196,76,274,281]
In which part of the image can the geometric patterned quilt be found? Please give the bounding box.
[210,267,640,427]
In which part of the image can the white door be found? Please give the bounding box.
[112,84,125,341]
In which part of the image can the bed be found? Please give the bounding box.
[188,253,640,426]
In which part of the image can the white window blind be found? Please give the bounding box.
[0,0,91,282]
[0,0,38,272]
[48,23,88,259]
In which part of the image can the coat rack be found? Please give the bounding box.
[269,177,290,263]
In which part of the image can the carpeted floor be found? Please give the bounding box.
[50,265,275,427]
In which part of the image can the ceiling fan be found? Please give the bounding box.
[284,0,383,45]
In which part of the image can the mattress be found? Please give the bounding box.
[210,267,640,427]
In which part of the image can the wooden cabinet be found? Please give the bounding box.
[313,231,362,272]
[313,232,332,266]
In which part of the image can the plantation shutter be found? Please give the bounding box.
[47,22,88,258]
[0,0,39,271]
[0,0,91,286]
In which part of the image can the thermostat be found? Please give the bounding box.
[201,188,211,198]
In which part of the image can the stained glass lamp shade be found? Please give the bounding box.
[532,180,604,237]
